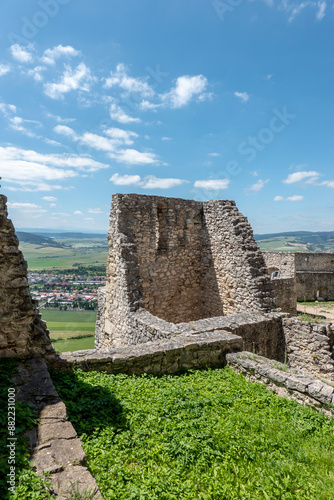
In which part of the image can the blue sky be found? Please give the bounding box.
[0,0,333,233]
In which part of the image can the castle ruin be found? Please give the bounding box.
[95,194,274,349]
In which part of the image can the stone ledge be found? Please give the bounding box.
[12,358,101,499]
[52,331,243,374]
[226,351,334,416]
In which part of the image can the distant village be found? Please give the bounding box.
[28,272,106,310]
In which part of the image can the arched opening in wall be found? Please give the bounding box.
[315,286,328,301]
[268,267,281,279]
[156,202,168,252]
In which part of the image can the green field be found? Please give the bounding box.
[19,241,108,270]
[42,310,97,353]
[51,336,95,352]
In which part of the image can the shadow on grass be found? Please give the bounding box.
[50,369,126,436]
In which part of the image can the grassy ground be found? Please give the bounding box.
[298,301,334,309]
[52,367,334,500]
[42,310,97,352]
[256,237,308,252]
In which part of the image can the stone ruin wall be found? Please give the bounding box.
[262,251,334,302]
[295,252,334,301]
[262,251,296,278]
[99,194,274,349]
[262,251,297,315]
[282,317,334,380]
[0,195,55,361]
[295,253,334,272]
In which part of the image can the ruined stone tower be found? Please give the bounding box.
[96,194,274,349]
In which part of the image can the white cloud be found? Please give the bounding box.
[279,0,327,22]
[274,195,304,201]
[194,179,230,190]
[41,45,80,65]
[246,178,269,192]
[8,116,41,138]
[139,100,161,111]
[320,180,334,188]
[42,196,57,202]
[282,170,321,184]
[208,152,220,157]
[27,66,46,82]
[80,132,116,152]
[161,137,172,141]
[47,113,76,124]
[141,176,187,189]
[110,173,141,185]
[54,124,159,165]
[109,102,141,124]
[162,75,208,108]
[44,63,96,99]
[234,91,250,103]
[316,1,326,19]
[110,173,187,189]
[0,64,10,76]
[88,208,103,214]
[0,145,109,191]
[10,44,34,63]
[103,128,138,145]
[104,63,154,98]
[84,217,94,221]
[0,103,16,117]
[74,210,83,215]
[7,202,47,216]
[44,138,63,147]
[53,124,78,138]
[109,148,160,165]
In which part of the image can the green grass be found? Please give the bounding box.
[42,310,97,352]
[51,335,95,352]
[298,301,334,308]
[41,310,97,323]
[52,367,334,500]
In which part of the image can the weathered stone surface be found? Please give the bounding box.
[227,351,334,416]
[96,194,274,349]
[282,317,334,380]
[0,195,55,360]
[54,330,243,374]
[13,358,102,499]
[263,251,334,302]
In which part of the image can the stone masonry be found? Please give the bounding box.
[263,250,334,302]
[0,195,55,361]
[97,194,274,349]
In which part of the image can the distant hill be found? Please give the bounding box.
[35,232,107,240]
[17,232,65,248]
[254,231,334,253]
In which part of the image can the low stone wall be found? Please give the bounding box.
[13,358,101,500]
[226,351,334,416]
[270,277,297,315]
[282,317,334,379]
[53,331,243,374]
[98,309,286,362]
[296,271,334,301]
